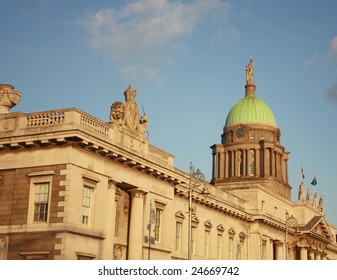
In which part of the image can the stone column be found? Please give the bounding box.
[128,189,147,260]
[263,148,268,177]
[270,149,275,177]
[274,152,280,178]
[280,154,284,181]
[225,151,229,179]
[314,251,321,260]
[212,152,215,180]
[274,241,284,260]
[219,152,224,180]
[243,149,247,176]
[256,149,260,177]
[308,249,315,260]
[299,246,308,260]
[231,151,235,177]
[284,158,289,184]
[102,179,117,259]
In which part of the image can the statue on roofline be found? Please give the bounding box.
[246,57,254,86]
[298,181,305,202]
[109,85,149,138]
[318,195,324,212]
[313,192,318,208]
[306,187,311,204]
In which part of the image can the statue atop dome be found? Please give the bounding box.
[246,57,254,86]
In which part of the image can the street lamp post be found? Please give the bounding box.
[146,201,156,260]
[285,211,298,260]
[188,162,207,260]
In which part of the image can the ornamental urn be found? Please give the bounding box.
[0,84,21,114]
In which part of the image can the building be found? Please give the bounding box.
[1,59,336,260]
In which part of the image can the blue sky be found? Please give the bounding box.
[1,0,337,227]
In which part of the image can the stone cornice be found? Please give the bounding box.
[0,109,187,187]
[174,184,252,222]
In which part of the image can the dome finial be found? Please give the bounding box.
[245,57,256,96]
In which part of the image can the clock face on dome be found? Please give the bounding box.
[235,127,247,139]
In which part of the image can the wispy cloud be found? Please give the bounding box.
[325,36,337,103]
[327,36,337,62]
[326,79,337,103]
[82,0,232,81]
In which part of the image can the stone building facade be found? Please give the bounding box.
[0,60,337,260]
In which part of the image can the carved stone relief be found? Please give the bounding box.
[0,118,15,131]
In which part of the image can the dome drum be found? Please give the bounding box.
[222,123,281,146]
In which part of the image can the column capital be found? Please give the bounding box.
[274,240,284,247]
[129,188,147,199]
[108,177,119,188]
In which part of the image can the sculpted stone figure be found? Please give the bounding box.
[109,85,149,136]
[298,182,305,202]
[109,101,125,126]
[123,85,140,132]
[246,57,254,85]
[313,192,318,208]
[140,114,150,139]
[318,196,324,212]
[306,188,311,203]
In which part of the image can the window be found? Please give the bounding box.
[19,252,49,260]
[175,211,185,252]
[238,240,244,260]
[217,234,222,259]
[229,237,234,260]
[82,186,92,225]
[204,230,210,257]
[76,252,96,260]
[154,208,162,242]
[27,171,54,224]
[33,183,50,222]
[262,240,267,260]
[191,226,196,255]
[175,222,182,251]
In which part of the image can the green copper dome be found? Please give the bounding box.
[225,94,277,127]
[225,58,277,127]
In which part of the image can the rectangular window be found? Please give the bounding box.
[238,240,244,260]
[154,208,162,241]
[191,226,196,255]
[229,237,234,260]
[82,186,92,225]
[204,230,210,257]
[175,222,182,251]
[262,241,267,260]
[33,182,50,222]
[217,234,222,259]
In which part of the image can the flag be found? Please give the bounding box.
[311,177,317,186]
[301,166,305,181]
